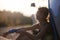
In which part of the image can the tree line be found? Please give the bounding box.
[0,10,32,27]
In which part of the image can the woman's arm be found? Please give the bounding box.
[21,24,40,31]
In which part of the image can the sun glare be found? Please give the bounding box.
[0,0,48,16]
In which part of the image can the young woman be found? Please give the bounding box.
[2,7,53,40]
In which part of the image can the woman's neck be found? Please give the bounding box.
[39,19,47,23]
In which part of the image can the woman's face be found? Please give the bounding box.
[36,7,48,21]
[36,11,45,21]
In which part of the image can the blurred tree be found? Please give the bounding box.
[0,11,7,27]
[0,10,32,27]
[20,16,32,25]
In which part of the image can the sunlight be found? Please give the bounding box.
[0,0,48,16]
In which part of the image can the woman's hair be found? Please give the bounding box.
[37,7,49,18]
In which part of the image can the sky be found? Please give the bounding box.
[0,0,48,16]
